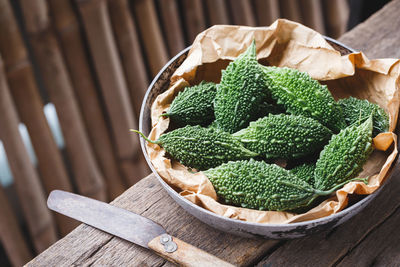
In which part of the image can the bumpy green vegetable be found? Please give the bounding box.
[214,40,268,133]
[256,101,286,118]
[261,66,346,133]
[204,159,352,211]
[290,163,316,186]
[314,115,373,191]
[161,81,217,126]
[132,126,258,170]
[207,120,219,129]
[338,97,389,137]
[232,114,332,159]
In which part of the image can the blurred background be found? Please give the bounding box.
[0,0,390,265]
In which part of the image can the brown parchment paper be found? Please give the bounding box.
[146,19,400,224]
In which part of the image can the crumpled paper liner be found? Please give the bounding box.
[146,19,399,224]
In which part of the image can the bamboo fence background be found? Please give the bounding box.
[0,0,349,265]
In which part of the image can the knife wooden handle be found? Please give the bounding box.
[148,234,234,267]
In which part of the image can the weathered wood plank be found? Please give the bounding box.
[339,0,400,59]
[26,174,280,266]
[336,206,400,266]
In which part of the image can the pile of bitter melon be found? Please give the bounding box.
[133,40,389,212]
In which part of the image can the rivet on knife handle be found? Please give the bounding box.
[159,234,177,253]
[148,234,234,267]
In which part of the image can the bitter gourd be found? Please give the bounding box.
[207,120,219,129]
[256,101,285,118]
[338,96,389,137]
[261,66,346,133]
[314,115,373,191]
[204,159,355,211]
[232,114,332,159]
[214,40,269,133]
[132,126,258,170]
[290,162,316,186]
[161,81,217,127]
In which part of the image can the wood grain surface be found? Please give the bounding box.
[148,235,235,266]
[26,0,400,266]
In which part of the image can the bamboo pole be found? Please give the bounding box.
[0,55,57,253]
[0,0,77,236]
[323,0,349,38]
[299,0,325,34]
[47,0,126,199]
[120,155,150,187]
[205,0,230,25]
[0,185,32,266]
[181,0,207,43]
[226,0,256,26]
[156,0,186,56]
[108,0,149,116]
[132,0,168,77]
[76,0,144,185]
[253,0,280,26]
[19,0,107,200]
[279,0,303,24]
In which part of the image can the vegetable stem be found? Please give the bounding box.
[130,129,159,144]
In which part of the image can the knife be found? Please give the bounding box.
[47,190,233,266]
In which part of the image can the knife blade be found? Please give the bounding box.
[47,190,233,267]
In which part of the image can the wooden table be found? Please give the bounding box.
[27,1,400,266]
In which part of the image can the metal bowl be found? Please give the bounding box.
[138,38,395,239]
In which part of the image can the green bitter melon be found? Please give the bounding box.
[289,162,316,186]
[256,101,286,118]
[261,66,346,133]
[338,96,389,137]
[161,81,217,127]
[204,159,359,211]
[232,114,332,159]
[214,40,269,133]
[132,126,258,170]
[314,115,373,191]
